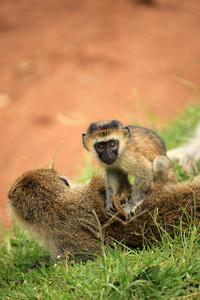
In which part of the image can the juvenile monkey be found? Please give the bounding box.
[82,120,178,215]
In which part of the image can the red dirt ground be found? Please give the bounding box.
[0,0,200,229]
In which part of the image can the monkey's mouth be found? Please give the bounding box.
[101,157,117,165]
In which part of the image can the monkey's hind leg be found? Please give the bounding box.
[122,179,148,216]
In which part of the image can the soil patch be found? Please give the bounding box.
[1,0,200,228]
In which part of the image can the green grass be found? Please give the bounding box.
[1,221,200,299]
[1,102,200,299]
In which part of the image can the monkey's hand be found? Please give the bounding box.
[105,202,117,215]
[105,188,117,215]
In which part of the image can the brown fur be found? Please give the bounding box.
[8,165,200,261]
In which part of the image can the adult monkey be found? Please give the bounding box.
[8,157,200,260]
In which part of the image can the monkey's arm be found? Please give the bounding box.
[105,169,120,213]
[105,169,129,214]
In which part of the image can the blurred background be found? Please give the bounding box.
[0,0,200,228]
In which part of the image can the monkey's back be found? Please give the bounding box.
[128,126,166,161]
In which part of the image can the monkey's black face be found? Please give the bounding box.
[94,139,119,165]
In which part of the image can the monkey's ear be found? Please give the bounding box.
[82,133,89,151]
[123,126,131,138]
[59,175,70,187]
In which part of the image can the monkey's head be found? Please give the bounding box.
[8,169,71,224]
[82,120,131,166]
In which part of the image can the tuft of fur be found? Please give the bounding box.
[87,120,123,135]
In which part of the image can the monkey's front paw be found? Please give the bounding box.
[122,198,145,216]
[122,202,137,216]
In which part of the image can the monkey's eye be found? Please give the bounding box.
[94,141,106,154]
[109,140,119,150]
[109,141,116,148]
[97,143,105,150]
[59,176,70,187]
